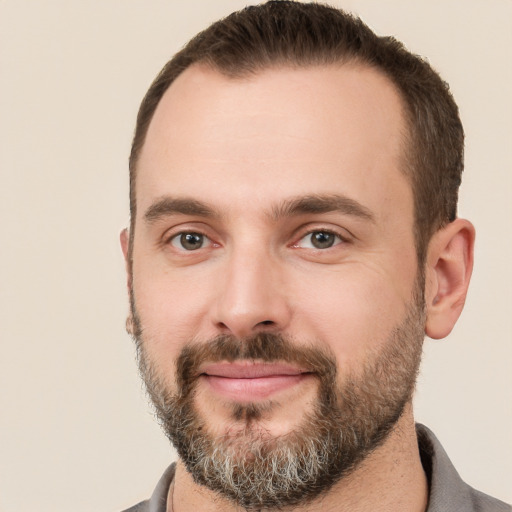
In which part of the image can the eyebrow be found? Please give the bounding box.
[144,197,217,223]
[270,194,375,223]
[143,193,375,224]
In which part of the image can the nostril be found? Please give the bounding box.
[260,320,274,326]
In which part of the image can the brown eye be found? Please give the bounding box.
[295,230,342,249]
[311,231,336,249]
[171,232,206,251]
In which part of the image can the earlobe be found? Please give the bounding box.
[126,313,134,335]
[424,219,475,339]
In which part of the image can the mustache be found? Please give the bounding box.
[175,332,337,396]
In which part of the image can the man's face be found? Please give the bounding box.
[126,64,424,507]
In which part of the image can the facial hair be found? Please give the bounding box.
[131,289,425,511]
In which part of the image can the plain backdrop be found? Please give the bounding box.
[0,1,511,511]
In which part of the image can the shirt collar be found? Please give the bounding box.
[146,424,501,512]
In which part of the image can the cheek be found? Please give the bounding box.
[288,263,416,364]
[131,263,217,375]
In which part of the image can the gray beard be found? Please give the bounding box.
[132,289,425,511]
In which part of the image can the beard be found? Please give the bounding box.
[131,286,425,511]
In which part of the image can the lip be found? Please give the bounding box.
[200,362,312,401]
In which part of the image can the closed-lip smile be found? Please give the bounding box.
[199,361,312,401]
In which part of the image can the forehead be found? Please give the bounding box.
[136,63,412,223]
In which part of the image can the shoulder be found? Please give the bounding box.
[119,463,176,512]
[467,487,511,512]
[416,424,511,512]
[120,501,150,512]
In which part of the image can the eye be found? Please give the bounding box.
[295,230,343,249]
[170,232,209,251]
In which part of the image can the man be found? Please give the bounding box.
[120,2,510,511]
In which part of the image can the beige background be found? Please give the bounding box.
[1,1,511,511]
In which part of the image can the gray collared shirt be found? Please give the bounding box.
[123,424,511,512]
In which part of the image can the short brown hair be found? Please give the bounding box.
[129,0,464,261]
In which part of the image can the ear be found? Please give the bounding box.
[424,218,475,339]
[120,228,134,335]
[120,227,130,266]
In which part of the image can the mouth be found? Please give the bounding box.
[199,362,313,402]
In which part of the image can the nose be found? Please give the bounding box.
[211,244,292,339]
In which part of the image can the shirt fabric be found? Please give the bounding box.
[122,424,510,512]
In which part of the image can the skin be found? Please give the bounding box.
[121,63,474,511]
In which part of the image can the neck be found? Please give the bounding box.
[170,406,428,512]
